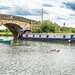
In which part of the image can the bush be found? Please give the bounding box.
[35,28,42,33]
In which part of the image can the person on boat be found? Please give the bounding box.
[19,32,23,38]
[25,31,30,34]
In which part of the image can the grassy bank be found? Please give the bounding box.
[0,32,13,36]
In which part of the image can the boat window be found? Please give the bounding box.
[54,35,55,38]
[33,35,35,37]
[39,35,41,37]
[26,35,28,37]
[63,35,65,38]
[47,35,49,38]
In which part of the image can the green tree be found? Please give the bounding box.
[5,28,10,32]
[34,20,56,33]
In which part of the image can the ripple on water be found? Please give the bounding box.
[0,37,75,75]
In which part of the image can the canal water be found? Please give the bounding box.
[0,36,75,75]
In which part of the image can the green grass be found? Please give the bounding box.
[0,32,13,36]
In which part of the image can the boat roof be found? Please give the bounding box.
[18,29,31,33]
[71,34,75,35]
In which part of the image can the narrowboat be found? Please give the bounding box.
[0,39,11,43]
[18,29,75,42]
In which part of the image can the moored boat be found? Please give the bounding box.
[18,29,75,42]
[0,39,11,43]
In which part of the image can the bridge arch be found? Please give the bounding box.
[4,23,22,38]
[0,14,39,38]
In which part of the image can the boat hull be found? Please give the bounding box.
[0,39,11,43]
[18,37,72,43]
[18,33,75,43]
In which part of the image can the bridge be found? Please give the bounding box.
[0,14,39,38]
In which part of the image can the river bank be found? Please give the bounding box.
[0,32,13,36]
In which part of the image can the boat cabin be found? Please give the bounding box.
[18,29,31,38]
[18,29,31,34]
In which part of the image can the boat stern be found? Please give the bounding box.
[71,34,75,40]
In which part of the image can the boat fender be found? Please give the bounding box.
[68,40,71,43]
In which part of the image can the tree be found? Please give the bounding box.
[5,28,10,32]
[34,20,56,33]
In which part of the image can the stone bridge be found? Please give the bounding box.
[0,14,39,38]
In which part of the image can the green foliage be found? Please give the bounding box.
[34,20,57,33]
[54,30,63,33]
[60,27,70,33]
[34,20,75,33]
[0,32,13,36]
[35,28,42,33]
[71,28,75,33]
[0,28,10,32]
[0,28,12,36]
[5,28,10,32]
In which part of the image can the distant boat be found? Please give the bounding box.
[0,39,11,43]
[18,29,75,43]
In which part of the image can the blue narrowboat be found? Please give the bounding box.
[18,29,75,42]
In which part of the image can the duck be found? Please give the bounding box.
[50,49,60,53]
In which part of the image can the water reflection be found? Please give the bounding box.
[0,36,75,75]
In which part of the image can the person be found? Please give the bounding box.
[19,32,23,38]
[25,31,30,34]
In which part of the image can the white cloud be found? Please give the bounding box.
[0,25,7,30]
[0,0,75,29]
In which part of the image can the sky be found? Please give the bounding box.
[0,0,75,29]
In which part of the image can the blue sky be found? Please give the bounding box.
[0,0,75,29]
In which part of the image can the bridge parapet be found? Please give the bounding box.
[0,14,38,23]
